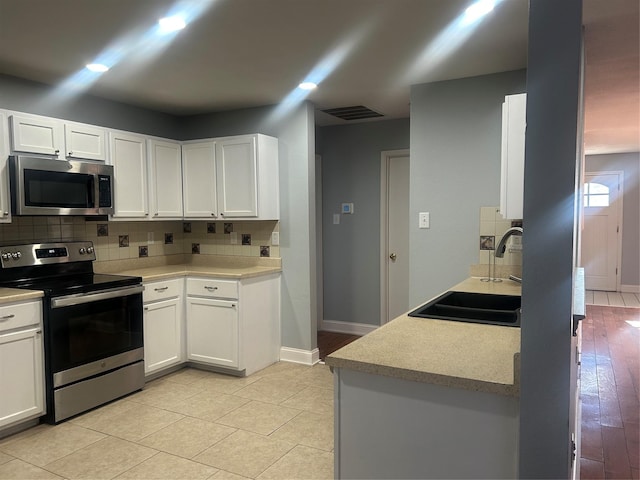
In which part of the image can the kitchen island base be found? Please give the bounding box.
[334,368,519,479]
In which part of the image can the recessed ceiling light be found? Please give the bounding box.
[86,63,109,73]
[463,0,495,23]
[159,15,186,33]
[298,82,318,91]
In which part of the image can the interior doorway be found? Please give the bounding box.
[380,150,410,324]
[582,171,623,291]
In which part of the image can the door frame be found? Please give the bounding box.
[583,170,624,291]
[380,149,410,325]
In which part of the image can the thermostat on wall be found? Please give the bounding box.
[341,203,354,214]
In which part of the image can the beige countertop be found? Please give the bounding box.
[115,264,282,282]
[0,288,44,304]
[325,277,522,397]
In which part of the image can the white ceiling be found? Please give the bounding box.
[0,0,637,154]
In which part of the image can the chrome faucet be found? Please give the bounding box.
[495,227,523,258]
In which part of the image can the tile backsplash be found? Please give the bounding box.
[470,207,522,278]
[0,217,280,262]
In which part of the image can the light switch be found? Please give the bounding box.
[271,232,280,246]
[333,214,340,225]
[147,232,154,243]
[419,212,430,229]
[230,232,238,244]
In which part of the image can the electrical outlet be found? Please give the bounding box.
[147,232,154,243]
[230,232,238,245]
[271,232,280,246]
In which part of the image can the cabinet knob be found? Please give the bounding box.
[54,149,60,155]
[68,151,73,156]
[0,314,15,321]
[3,212,7,216]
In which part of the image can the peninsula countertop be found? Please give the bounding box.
[325,277,522,397]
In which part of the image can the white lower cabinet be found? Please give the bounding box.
[187,296,239,369]
[143,279,184,376]
[186,274,280,375]
[0,300,44,430]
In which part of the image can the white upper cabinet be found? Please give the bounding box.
[109,131,148,218]
[500,93,526,220]
[182,141,218,218]
[9,112,107,162]
[183,134,279,220]
[0,112,11,222]
[216,136,258,218]
[64,122,107,161]
[9,113,63,158]
[148,139,183,219]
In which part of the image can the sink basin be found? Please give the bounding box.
[408,291,521,327]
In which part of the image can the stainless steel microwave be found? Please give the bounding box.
[9,156,114,216]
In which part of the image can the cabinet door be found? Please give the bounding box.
[182,142,218,218]
[9,114,63,157]
[186,297,238,368]
[110,131,148,218]
[65,123,107,161]
[0,112,11,222]
[499,93,526,220]
[148,139,183,218]
[216,136,258,218]
[144,297,183,375]
[0,327,44,427]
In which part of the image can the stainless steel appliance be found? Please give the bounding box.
[9,156,114,216]
[0,241,144,423]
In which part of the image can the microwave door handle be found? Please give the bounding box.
[51,285,144,308]
[88,175,95,208]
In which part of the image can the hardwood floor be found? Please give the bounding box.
[317,331,360,361]
[580,305,639,479]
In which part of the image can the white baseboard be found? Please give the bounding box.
[280,347,320,366]
[319,319,378,336]
[620,284,640,294]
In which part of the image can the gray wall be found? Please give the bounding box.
[585,152,640,287]
[408,70,526,305]
[0,74,180,138]
[316,119,410,326]
[519,0,582,477]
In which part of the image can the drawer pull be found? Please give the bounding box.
[154,287,169,292]
[204,286,218,292]
[0,314,15,321]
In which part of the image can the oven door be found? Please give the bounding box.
[47,285,143,387]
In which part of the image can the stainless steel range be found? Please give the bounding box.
[0,241,144,424]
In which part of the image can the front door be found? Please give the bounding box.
[582,172,622,291]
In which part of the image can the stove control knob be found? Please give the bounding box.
[87,246,94,254]
[11,252,21,259]
[79,248,86,254]
[1,252,10,260]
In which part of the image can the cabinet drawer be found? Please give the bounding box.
[0,300,42,333]
[186,278,238,299]
[143,278,183,303]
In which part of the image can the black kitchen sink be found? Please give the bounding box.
[408,291,521,327]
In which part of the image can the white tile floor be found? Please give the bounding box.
[586,290,640,308]
[0,363,334,480]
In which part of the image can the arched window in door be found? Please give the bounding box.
[584,182,610,207]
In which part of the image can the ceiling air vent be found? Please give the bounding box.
[322,105,383,121]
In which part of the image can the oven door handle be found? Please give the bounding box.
[51,285,144,309]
